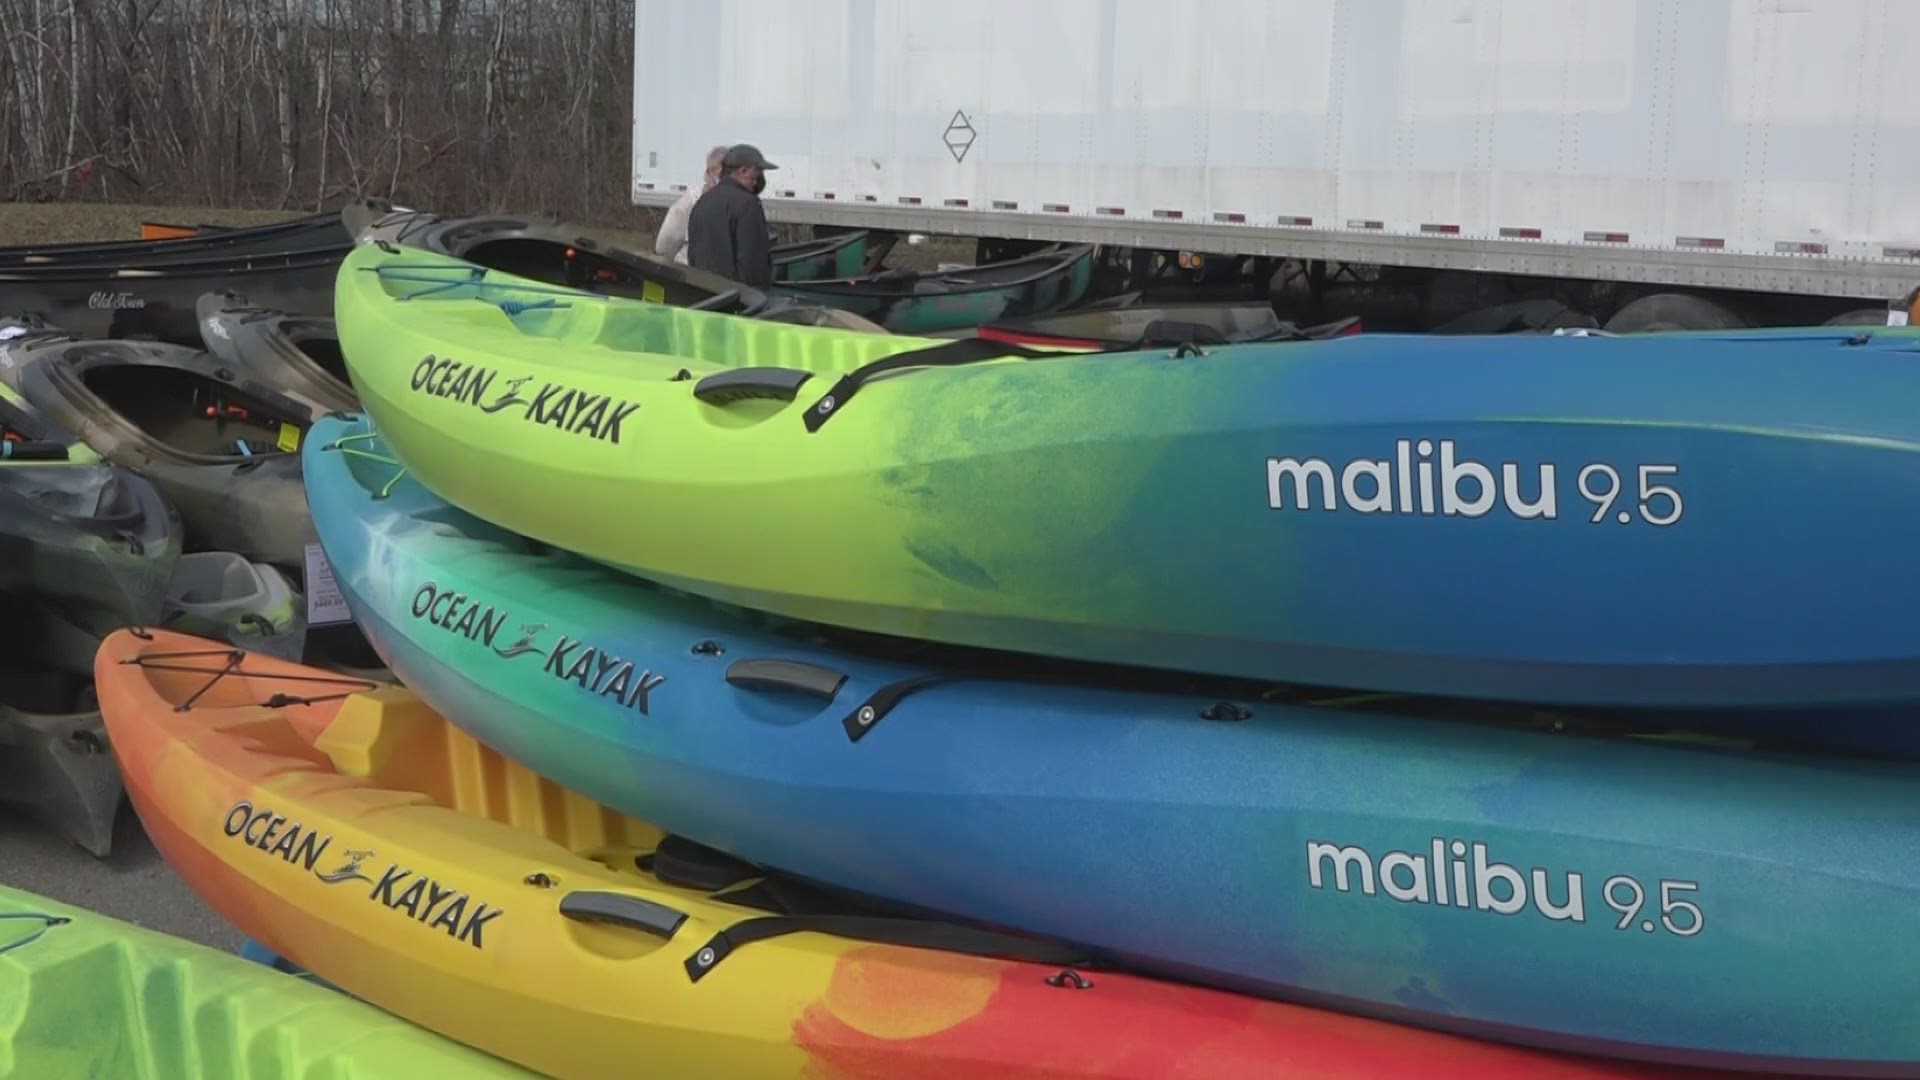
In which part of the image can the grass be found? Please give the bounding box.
[0,202,968,270]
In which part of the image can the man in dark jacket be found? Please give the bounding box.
[687,144,777,287]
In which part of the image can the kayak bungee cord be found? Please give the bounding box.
[0,912,70,959]
[117,641,380,712]
[323,429,408,499]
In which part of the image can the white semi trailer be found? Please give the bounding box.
[631,0,1920,328]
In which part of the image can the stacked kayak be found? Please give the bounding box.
[0,882,523,1076]
[0,333,318,568]
[770,242,1097,332]
[302,413,1920,1075]
[95,628,1719,1080]
[332,241,1920,710]
[0,209,347,268]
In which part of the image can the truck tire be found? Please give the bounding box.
[1603,293,1747,333]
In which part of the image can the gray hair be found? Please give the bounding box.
[705,145,729,172]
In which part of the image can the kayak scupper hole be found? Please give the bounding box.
[525,872,557,889]
[691,640,724,657]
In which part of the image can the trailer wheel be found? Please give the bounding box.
[1824,308,1891,326]
[1603,293,1747,333]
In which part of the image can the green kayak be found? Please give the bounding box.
[0,884,526,1077]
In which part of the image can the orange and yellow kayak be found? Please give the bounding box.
[97,628,1724,1080]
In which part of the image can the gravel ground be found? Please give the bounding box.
[0,803,242,952]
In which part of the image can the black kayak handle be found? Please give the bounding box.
[0,440,68,461]
[724,658,848,701]
[692,367,814,405]
[558,890,687,940]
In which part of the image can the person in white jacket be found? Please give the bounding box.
[655,146,730,263]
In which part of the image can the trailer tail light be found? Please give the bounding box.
[899,196,923,206]
[1152,209,1184,221]
[1214,212,1247,224]
[944,198,969,208]
[1278,216,1314,228]
[993,200,1018,211]
[1884,246,1920,260]
[1420,223,1461,235]
[1677,236,1726,249]
[1776,240,1829,255]
[1500,227,1543,240]
[1096,206,1125,216]
[1348,219,1384,230]
[1584,231,1631,244]
[1043,203,1071,214]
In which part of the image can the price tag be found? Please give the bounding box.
[303,543,353,627]
[277,423,302,452]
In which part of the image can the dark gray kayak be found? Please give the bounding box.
[0,619,119,857]
[344,199,886,331]
[0,210,348,269]
[771,244,1097,332]
[3,335,319,569]
[197,291,353,414]
[0,465,181,640]
[0,246,348,346]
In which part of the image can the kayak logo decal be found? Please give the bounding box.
[318,848,379,884]
[223,800,333,872]
[88,290,145,310]
[410,581,668,714]
[222,799,504,950]
[369,863,503,949]
[411,354,640,445]
[1265,439,1686,526]
[1306,837,1706,937]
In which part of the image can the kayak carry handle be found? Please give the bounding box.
[692,367,815,405]
[724,658,848,701]
[0,440,68,461]
[558,890,687,940]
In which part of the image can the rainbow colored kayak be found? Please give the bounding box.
[333,241,1920,709]
[306,413,1920,1075]
[99,627,1729,1080]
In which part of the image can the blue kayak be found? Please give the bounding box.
[307,414,1920,1075]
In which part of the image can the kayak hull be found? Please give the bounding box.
[0,464,181,636]
[334,242,1920,709]
[96,627,1716,1080]
[0,882,523,1077]
[306,415,1920,1076]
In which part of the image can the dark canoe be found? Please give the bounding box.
[345,199,887,331]
[771,230,869,282]
[771,244,1097,333]
[962,301,1289,348]
[0,246,348,345]
[0,210,347,269]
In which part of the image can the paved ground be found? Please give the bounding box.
[0,801,241,952]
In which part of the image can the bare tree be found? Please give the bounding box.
[0,0,640,223]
